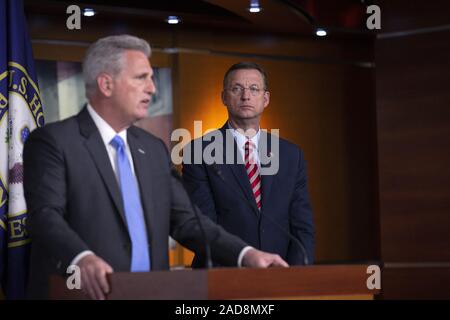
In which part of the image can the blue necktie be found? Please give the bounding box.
[110,135,150,272]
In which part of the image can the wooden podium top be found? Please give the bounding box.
[50,264,379,300]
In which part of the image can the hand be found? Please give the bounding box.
[242,248,289,268]
[77,254,114,300]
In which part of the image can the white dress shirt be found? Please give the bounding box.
[228,122,261,166]
[87,104,136,179]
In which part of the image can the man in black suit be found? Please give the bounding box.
[182,62,315,268]
[23,35,287,300]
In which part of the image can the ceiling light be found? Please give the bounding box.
[83,8,95,17]
[166,16,180,25]
[316,28,327,37]
[248,0,262,13]
[249,7,261,13]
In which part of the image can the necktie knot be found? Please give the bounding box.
[111,135,125,151]
[245,139,255,153]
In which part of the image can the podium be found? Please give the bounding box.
[50,264,379,300]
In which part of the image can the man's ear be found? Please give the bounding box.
[221,90,227,106]
[263,90,270,108]
[97,73,114,97]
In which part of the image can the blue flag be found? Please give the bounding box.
[0,0,45,299]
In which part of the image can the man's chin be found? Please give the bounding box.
[137,108,149,119]
[131,113,147,124]
[236,112,258,120]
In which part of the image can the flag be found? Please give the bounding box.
[0,0,45,299]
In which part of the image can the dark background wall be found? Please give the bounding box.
[375,0,450,299]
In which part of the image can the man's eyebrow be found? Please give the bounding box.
[231,83,260,87]
[136,71,150,77]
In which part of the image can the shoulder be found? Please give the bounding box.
[281,137,302,153]
[27,115,78,143]
[266,132,303,155]
[128,125,167,151]
[23,116,81,165]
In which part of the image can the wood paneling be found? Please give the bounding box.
[375,0,450,299]
[50,265,378,299]
[377,0,450,33]
[376,29,450,263]
[381,265,450,299]
[207,265,379,299]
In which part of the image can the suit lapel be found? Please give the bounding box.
[229,165,259,212]
[260,130,274,211]
[77,107,127,225]
[127,128,155,239]
[219,124,259,215]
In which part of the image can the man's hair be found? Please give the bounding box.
[223,62,269,90]
[83,34,151,98]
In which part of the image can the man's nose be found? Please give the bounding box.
[240,88,251,100]
[146,78,156,95]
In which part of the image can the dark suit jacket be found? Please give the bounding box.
[182,124,315,267]
[23,108,247,299]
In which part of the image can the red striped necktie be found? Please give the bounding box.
[244,139,262,210]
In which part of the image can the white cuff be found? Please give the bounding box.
[237,246,254,267]
[70,250,95,267]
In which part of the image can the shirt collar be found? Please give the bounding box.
[227,121,260,152]
[87,103,128,147]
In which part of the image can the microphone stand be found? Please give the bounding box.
[170,167,213,269]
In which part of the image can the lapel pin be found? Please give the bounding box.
[138,148,146,154]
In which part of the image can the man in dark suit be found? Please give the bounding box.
[23,36,287,300]
[182,62,315,268]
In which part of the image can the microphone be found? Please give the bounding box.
[211,165,310,265]
[170,166,213,269]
